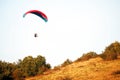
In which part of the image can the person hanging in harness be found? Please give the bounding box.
[34,33,38,38]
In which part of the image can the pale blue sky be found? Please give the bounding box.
[0,0,120,67]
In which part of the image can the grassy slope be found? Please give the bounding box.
[26,57,120,80]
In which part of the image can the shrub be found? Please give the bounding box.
[61,59,72,67]
[62,76,72,80]
[100,52,117,60]
[111,70,120,75]
[56,75,72,80]
[54,65,61,71]
[76,51,98,62]
[100,41,120,60]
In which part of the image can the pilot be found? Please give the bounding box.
[34,33,38,37]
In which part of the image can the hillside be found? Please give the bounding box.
[26,57,120,80]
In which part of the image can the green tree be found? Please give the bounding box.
[12,68,24,80]
[0,60,16,80]
[19,56,36,77]
[0,55,51,79]
[17,55,51,77]
[35,55,46,73]
[35,55,51,74]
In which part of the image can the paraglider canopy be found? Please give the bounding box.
[23,10,48,22]
[23,10,48,38]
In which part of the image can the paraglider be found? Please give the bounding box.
[34,33,38,38]
[23,10,48,38]
[23,10,48,22]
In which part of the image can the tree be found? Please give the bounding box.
[17,55,51,77]
[0,55,51,79]
[19,56,36,77]
[12,69,24,80]
[0,60,16,80]
[35,55,51,74]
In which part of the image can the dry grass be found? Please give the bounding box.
[26,57,120,80]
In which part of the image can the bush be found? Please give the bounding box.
[76,51,98,62]
[56,75,72,80]
[111,70,120,75]
[54,65,61,71]
[100,52,117,60]
[54,59,72,70]
[61,59,72,67]
[100,41,120,60]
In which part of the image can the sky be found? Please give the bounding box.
[0,0,120,67]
